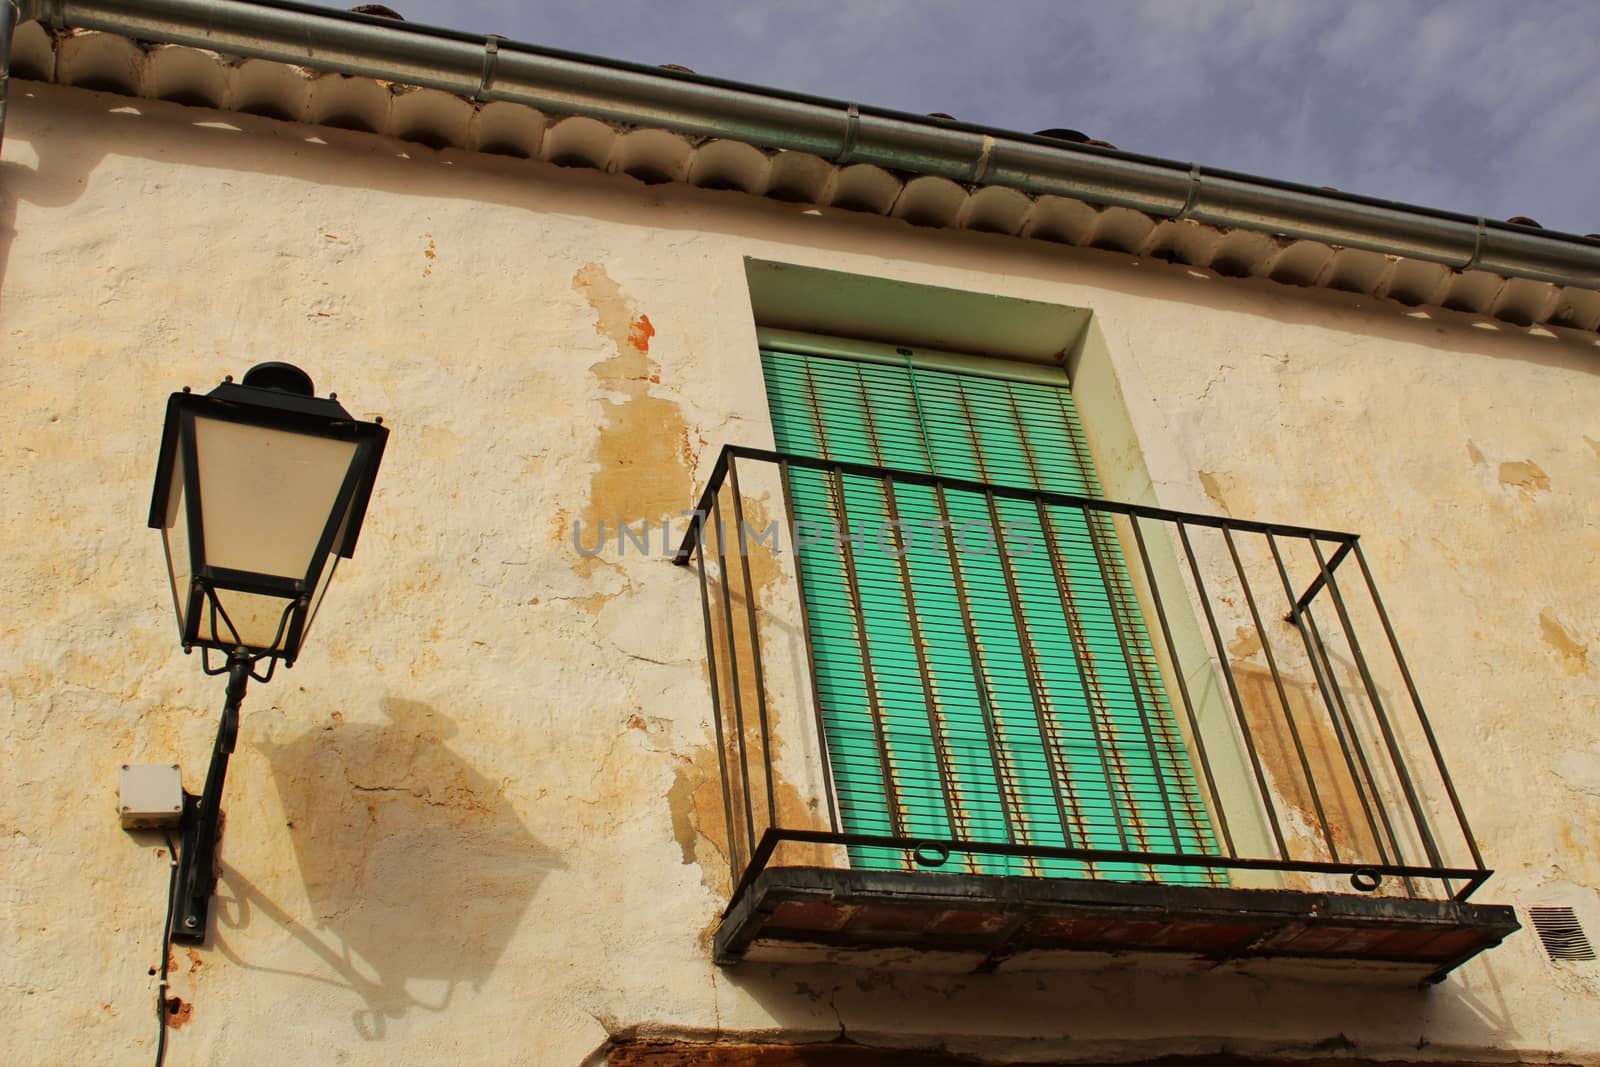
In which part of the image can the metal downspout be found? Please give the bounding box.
[22,0,1600,290]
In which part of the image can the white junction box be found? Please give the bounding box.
[119,764,185,829]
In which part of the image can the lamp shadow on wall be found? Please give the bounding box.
[214,697,558,1040]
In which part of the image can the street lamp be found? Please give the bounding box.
[148,362,388,943]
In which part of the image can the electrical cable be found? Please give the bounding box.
[155,831,179,1067]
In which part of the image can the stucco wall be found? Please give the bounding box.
[2,81,1599,1065]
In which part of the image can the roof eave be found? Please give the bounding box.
[10,0,1600,333]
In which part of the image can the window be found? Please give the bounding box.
[759,334,1219,884]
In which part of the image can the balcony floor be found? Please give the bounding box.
[715,867,1518,983]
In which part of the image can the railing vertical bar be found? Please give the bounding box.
[1080,506,1174,875]
[1130,515,1236,858]
[1301,601,1416,896]
[1224,527,1339,863]
[1037,501,1129,868]
[1351,542,1486,872]
[778,459,842,835]
[1266,532,1388,872]
[986,490,1079,864]
[691,510,741,889]
[883,475,967,860]
[830,465,909,854]
[1309,538,1446,874]
[710,490,758,860]
[934,481,1020,855]
[1176,520,1291,860]
[726,454,778,835]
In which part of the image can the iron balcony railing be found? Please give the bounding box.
[674,445,1490,907]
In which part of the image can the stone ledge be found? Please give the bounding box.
[714,866,1519,983]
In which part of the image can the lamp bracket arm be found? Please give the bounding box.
[170,651,251,943]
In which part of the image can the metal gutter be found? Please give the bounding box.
[19,0,1600,290]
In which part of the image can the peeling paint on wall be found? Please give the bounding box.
[572,263,696,580]
[1197,471,1231,516]
[1539,611,1589,676]
[1226,625,1263,661]
[693,491,834,881]
[1227,663,1375,869]
[668,743,733,895]
[1498,460,1550,500]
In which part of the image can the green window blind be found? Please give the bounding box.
[761,345,1221,885]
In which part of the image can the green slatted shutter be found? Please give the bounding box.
[761,345,1221,885]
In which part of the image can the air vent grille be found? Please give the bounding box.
[1528,906,1597,962]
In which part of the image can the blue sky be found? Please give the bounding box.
[398,1,1600,237]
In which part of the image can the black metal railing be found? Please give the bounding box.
[674,445,1490,906]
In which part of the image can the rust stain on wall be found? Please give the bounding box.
[1498,459,1550,500]
[164,996,193,1030]
[629,314,656,357]
[1466,439,1486,466]
[572,264,693,579]
[1539,611,1589,675]
[549,508,573,550]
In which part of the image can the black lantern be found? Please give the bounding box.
[149,362,388,667]
[148,363,387,945]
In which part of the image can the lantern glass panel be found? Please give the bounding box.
[300,495,353,648]
[193,416,359,581]
[160,446,193,632]
[300,555,341,649]
[207,588,298,651]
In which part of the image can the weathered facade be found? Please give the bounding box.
[3,5,1600,1066]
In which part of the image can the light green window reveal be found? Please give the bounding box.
[761,345,1221,885]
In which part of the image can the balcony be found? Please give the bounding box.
[675,446,1517,983]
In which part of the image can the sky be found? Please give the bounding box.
[390,0,1600,238]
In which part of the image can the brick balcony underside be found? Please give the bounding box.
[715,867,1518,981]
